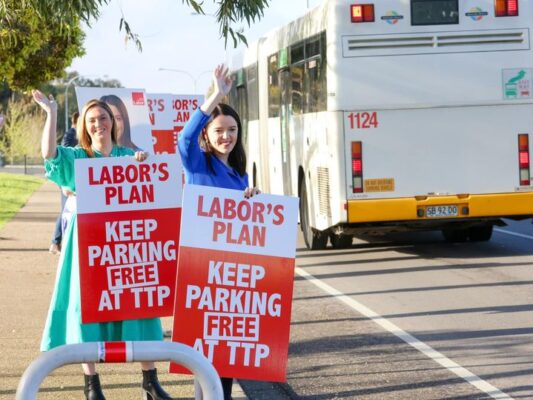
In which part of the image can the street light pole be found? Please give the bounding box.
[64,75,80,130]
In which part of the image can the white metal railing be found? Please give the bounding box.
[16,341,223,400]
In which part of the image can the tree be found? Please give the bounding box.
[0,1,85,90]
[6,0,270,49]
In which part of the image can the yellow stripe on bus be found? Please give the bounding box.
[347,192,533,223]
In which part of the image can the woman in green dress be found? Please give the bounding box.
[32,90,173,400]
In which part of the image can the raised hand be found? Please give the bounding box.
[213,64,233,97]
[33,89,59,159]
[200,63,234,115]
[32,90,57,115]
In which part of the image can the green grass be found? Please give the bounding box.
[0,172,45,230]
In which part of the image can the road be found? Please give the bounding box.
[243,220,533,399]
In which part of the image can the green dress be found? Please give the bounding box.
[40,145,163,351]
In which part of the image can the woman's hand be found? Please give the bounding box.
[244,187,261,199]
[134,151,149,162]
[34,89,58,159]
[200,63,233,115]
[32,90,57,115]
[213,64,232,98]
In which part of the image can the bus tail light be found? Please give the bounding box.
[352,141,363,193]
[495,0,519,17]
[351,4,375,23]
[518,134,530,185]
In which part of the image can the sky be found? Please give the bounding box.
[68,0,322,96]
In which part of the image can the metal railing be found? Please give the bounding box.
[16,341,223,400]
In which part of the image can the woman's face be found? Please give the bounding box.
[85,106,113,144]
[108,104,124,140]
[204,114,238,161]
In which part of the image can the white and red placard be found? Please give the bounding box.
[147,93,203,155]
[75,154,182,323]
[75,87,154,154]
[170,184,298,382]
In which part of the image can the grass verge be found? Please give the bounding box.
[0,172,45,230]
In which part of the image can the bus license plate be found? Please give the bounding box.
[426,205,458,218]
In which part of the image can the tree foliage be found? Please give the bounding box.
[5,0,270,50]
[0,0,85,90]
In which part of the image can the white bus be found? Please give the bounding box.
[228,0,533,250]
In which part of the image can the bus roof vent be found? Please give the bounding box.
[317,167,332,218]
[342,28,529,57]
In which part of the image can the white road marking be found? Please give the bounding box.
[494,228,533,241]
[295,267,514,400]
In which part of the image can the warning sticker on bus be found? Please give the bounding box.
[364,178,394,192]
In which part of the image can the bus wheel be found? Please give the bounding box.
[468,226,493,242]
[300,180,328,250]
[442,228,468,243]
[329,232,352,249]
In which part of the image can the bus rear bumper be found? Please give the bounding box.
[347,192,533,224]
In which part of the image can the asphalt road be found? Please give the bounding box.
[242,220,533,399]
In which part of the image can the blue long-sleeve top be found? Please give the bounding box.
[178,108,249,190]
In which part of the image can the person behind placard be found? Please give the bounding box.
[177,64,260,400]
[32,90,174,400]
[49,111,79,255]
[99,94,141,151]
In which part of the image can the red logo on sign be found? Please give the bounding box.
[151,129,177,155]
[132,92,145,105]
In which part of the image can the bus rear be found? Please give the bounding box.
[334,0,533,242]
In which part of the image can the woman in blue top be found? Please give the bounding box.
[178,64,260,400]
[32,90,173,400]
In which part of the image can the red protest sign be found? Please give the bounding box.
[170,184,298,382]
[75,154,182,323]
[147,94,203,155]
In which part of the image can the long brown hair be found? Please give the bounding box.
[99,94,132,141]
[76,100,118,158]
[199,103,247,176]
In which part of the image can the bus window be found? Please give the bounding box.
[305,58,319,113]
[304,32,327,113]
[411,0,459,26]
[268,54,280,118]
[317,31,327,112]
[305,36,320,59]
[234,69,248,145]
[291,43,305,115]
[246,63,259,121]
[228,72,239,109]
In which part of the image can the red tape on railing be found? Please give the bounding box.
[99,342,127,363]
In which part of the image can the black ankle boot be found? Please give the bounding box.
[142,368,173,400]
[84,373,106,400]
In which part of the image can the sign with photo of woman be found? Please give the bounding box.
[75,87,154,153]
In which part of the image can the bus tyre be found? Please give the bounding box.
[468,226,493,242]
[442,228,468,243]
[329,232,352,249]
[300,180,328,250]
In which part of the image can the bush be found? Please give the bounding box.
[0,96,44,164]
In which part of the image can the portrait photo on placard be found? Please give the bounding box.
[75,87,154,153]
